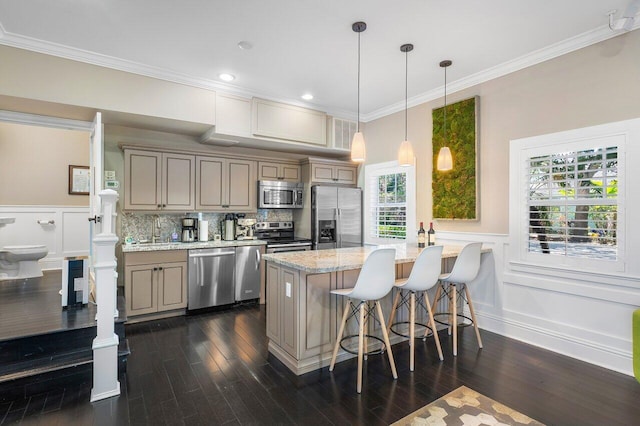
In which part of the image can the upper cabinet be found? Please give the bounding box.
[215,93,252,137]
[124,149,195,211]
[195,156,257,212]
[258,161,301,182]
[303,158,358,186]
[328,117,357,151]
[252,98,327,145]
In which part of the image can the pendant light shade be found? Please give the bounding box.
[437,146,453,171]
[351,131,366,162]
[398,43,414,167]
[437,59,453,172]
[350,21,367,163]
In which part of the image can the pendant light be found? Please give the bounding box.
[437,60,453,171]
[398,43,415,167]
[350,21,367,163]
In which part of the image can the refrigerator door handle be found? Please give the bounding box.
[336,208,341,248]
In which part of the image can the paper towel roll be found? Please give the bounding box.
[198,220,209,241]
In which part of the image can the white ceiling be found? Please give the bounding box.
[0,0,636,122]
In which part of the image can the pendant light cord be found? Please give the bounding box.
[405,50,408,141]
[357,30,361,133]
[443,65,447,143]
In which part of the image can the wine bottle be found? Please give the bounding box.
[428,222,436,246]
[417,222,426,248]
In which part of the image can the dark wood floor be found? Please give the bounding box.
[1,303,639,425]
[0,272,99,342]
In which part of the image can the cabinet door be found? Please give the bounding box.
[196,156,225,210]
[281,267,298,358]
[257,161,280,181]
[124,150,162,210]
[281,164,301,182]
[299,272,335,360]
[226,159,257,212]
[125,264,158,316]
[157,262,188,311]
[162,153,195,211]
[266,264,281,344]
[334,166,357,185]
[310,163,335,183]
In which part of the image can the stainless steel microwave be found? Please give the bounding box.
[258,180,304,209]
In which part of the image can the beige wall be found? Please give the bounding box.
[363,30,640,234]
[0,45,215,125]
[0,122,90,206]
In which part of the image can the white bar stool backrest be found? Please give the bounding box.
[348,248,396,301]
[401,245,443,292]
[442,242,482,283]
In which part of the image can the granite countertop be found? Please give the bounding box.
[122,239,267,253]
[262,243,487,273]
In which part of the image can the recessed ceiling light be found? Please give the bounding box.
[237,41,253,50]
[301,93,314,101]
[219,73,235,82]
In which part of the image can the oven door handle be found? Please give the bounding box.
[267,242,312,249]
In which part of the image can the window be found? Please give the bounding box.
[509,118,640,274]
[527,146,618,260]
[364,161,415,245]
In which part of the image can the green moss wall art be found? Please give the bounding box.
[432,96,479,220]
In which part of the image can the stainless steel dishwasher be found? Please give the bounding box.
[188,248,236,310]
[235,245,263,301]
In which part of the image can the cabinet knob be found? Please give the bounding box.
[222,204,229,208]
[157,204,161,208]
[153,267,158,271]
[158,267,163,271]
[162,204,167,208]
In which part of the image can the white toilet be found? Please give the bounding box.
[0,245,49,280]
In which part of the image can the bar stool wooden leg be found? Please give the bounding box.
[425,291,444,361]
[376,301,398,379]
[363,302,369,360]
[387,290,401,334]
[330,299,351,371]
[410,291,415,371]
[357,303,366,393]
[463,284,483,349]
[452,283,457,356]
[431,283,442,316]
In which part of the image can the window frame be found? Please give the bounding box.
[364,161,416,245]
[509,120,634,275]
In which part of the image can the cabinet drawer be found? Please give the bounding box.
[124,250,187,266]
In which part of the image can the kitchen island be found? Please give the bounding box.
[263,243,489,375]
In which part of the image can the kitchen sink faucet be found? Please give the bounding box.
[152,215,161,243]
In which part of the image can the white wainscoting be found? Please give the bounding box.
[0,206,89,270]
[437,231,637,377]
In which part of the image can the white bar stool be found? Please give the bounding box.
[431,242,483,356]
[387,245,444,371]
[329,248,398,393]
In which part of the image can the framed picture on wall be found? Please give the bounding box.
[69,165,90,195]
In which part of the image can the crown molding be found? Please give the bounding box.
[0,19,634,124]
[362,23,638,122]
[0,109,93,130]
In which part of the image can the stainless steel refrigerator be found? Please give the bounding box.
[311,186,362,250]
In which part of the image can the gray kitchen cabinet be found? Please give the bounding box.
[266,264,298,358]
[304,158,357,185]
[124,149,195,211]
[258,161,301,182]
[124,250,188,317]
[195,155,257,212]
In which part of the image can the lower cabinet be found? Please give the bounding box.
[266,264,298,357]
[124,250,188,317]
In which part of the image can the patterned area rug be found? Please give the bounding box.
[392,386,545,426]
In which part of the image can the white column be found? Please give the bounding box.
[90,189,121,402]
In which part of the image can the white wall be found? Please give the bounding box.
[0,206,90,270]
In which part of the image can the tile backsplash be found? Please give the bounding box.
[120,210,292,243]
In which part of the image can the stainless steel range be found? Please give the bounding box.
[255,221,312,253]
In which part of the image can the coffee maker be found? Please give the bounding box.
[181,217,197,242]
[235,218,256,240]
